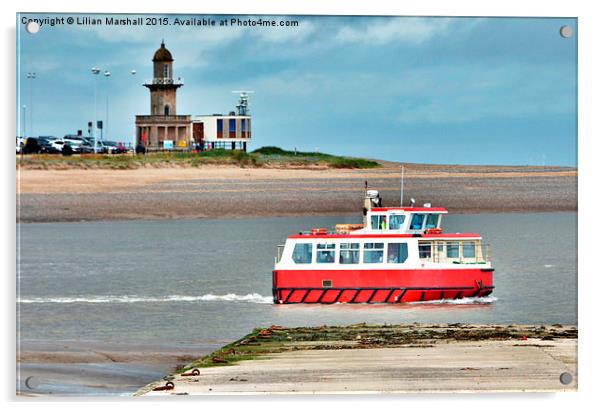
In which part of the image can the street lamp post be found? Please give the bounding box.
[131,69,137,150]
[91,67,101,152]
[22,105,27,139]
[26,72,36,138]
[104,70,111,141]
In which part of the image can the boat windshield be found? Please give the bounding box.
[389,214,405,230]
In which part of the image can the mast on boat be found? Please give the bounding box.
[400,165,404,207]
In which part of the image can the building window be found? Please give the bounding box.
[163,64,169,78]
[339,243,360,264]
[410,214,425,230]
[292,243,312,264]
[389,214,405,230]
[217,119,223,139]
[229,118,236,138]
[371,215,387,230]
[387,243,408,263]
[164,105,170,116]
[316,243,335,263]
[363,243,384,263]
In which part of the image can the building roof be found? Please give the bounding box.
[152,41,173,62]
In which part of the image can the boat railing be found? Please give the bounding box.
[420,241,491,264]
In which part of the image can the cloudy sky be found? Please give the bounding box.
[17,14,576,165]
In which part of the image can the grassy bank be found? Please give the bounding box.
[16,147,380,170]
[176,323,578,374]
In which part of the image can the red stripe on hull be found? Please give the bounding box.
[272,268,493,304]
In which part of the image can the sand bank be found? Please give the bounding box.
[17,164,577,222]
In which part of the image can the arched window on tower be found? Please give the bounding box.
[164,105,170,116]
[163,64,169,79]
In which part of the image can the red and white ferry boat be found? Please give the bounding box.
[273,189,494,304]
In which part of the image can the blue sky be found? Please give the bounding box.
[17,14,577,166]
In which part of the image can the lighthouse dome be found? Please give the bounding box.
[152,41,173,62]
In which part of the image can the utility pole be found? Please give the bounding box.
[26,72,36,137]
[104,70,111,141]
[91,67,101,152]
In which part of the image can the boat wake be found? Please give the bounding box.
[409,296,498,305]
[18,293,273,305]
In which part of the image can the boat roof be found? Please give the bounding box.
[288,232,481,240]
[370,207,448,213]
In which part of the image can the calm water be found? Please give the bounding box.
[17,213,577,394]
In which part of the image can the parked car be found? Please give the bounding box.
[99,140,127,154]
[114,142,128,154]
[38,136,61,153]
[78,141,95,154]
[48,140,70,153]
[23,137,42,154]
[63,135,84,152]
[16,137,25,153]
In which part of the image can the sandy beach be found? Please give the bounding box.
[16,163,577,222]
[138,323,578,395]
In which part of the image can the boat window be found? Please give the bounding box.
[363,242,384,263]
[339,243,360,264]
[387,243,408,263]
[389,214,405,230]
[447,241,459,258]
[292,243,313,264]
[418,242,432,259]
[436,242,445,253]
[371,215,387,230]
[316,243,336,264]
[410,214,425,230]
[462,242,476,258]
[425,214,439,229]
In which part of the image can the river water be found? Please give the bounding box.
[17,213,577,395]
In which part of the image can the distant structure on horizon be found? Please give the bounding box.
[135,41,252,151]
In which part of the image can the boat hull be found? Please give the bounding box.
[272,268,494,304]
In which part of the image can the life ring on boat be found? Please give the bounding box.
[425,228,442,235]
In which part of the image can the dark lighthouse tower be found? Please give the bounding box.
[135,41,191,148]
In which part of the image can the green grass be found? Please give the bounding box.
[17,146,379,170]
[252,146,380,168]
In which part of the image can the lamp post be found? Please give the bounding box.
[26,72,36,138]
[91,67,101,152]
[104,70,111,141]
[22,105,27,139]
[131,69,136,150]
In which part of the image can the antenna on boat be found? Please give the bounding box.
[400,165,404,206]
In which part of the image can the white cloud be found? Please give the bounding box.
[335,17,453,45]
[252,20,316,43]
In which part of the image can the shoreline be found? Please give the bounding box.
[17,209,578,224]
[17,164,577,223]
[137,323,578,395]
